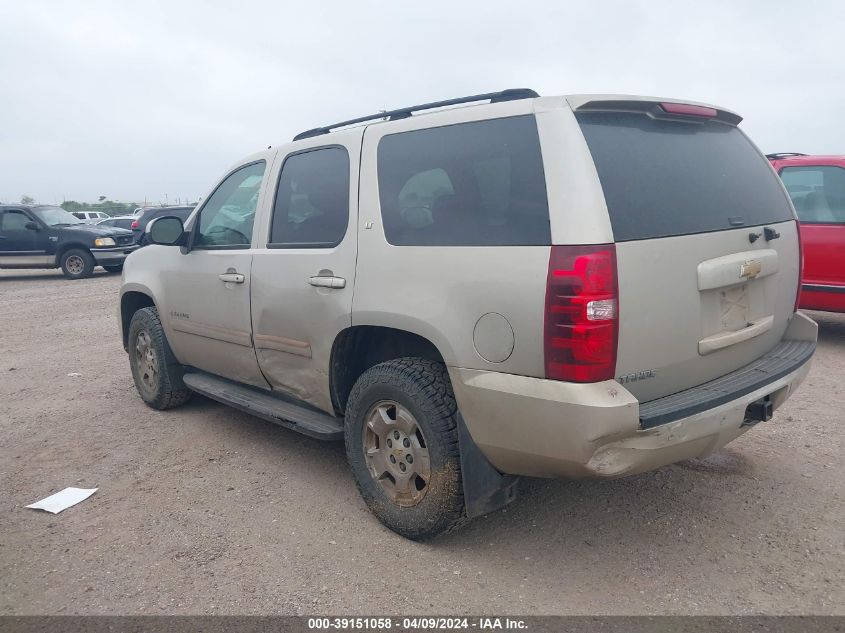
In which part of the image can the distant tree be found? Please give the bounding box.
[21,195,35,204]
[98,195,107,202]
[57,199,144,216]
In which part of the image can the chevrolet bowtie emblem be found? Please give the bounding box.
[740,259,762,279]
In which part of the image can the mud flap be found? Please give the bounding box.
[457,413,520,518]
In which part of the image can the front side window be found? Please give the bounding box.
[269,147,350,248]
[780,165,845,224]
[195,161,266,248]
[377,116,551,246]
[1,210,31,231]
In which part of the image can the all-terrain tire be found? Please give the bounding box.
[60,249,95,279]
[344,357,467,540]
[128,306,191,410]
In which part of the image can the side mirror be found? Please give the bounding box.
[25,221,40,231]
[147,216,186,246]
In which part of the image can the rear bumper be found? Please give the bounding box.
[450,312,818,479]
[92,245,138,265]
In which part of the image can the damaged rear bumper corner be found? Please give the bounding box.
[449,312,817,480]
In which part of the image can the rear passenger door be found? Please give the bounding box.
[250,136,361,413]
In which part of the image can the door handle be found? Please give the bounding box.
[308,275,346,289]
[218,272,245,284]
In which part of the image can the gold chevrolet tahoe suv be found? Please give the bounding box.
[119,90,817,539]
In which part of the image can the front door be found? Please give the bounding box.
[159,159,271,388]
[0,209,51,267]
[779,163,845,312]
[250,135,361,413]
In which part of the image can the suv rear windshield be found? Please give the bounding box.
[576,111,795,241]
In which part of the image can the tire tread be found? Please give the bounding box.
[344,357,467,539]
[60,248,95,279]
[129,306,191,410]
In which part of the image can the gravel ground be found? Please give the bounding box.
[0,268,843,615]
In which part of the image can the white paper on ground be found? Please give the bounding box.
[26,487,98,514]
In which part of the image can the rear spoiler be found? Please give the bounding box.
[571,98,743,126]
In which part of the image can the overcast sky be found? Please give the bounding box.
[1,0,842,205]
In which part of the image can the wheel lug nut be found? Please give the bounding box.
[387,439,393,448]
[393,431,400,440]
[403,438,410,448]
[406,455,413,464]
[399,462,406,472]
[389,455,396,464]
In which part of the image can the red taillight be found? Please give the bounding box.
[130,220,139,229]
[660,102,717,118]
[794,220,803,311]
[544,244,619,383]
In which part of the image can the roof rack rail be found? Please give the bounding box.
[292,88,539,141]
[765,152,807,159]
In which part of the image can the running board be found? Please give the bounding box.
[182,372,344,441]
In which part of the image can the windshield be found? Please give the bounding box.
[31,206,84,226]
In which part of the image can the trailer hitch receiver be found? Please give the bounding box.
[743,394,774,426]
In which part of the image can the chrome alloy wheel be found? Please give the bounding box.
[362,400,431,507]
[134,330,158,391]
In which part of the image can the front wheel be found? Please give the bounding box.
[344,358,466,540]
[102,263,123,273]
[128,306,191,410]
[60,249,95,279]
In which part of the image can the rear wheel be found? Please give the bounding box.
[103,263,123,273]
[60,249,95,279]
[344,358,466,540]
[128,306,191,410]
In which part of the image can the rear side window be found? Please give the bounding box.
[269,147,350,248]
[576,112,795,241]
[377,116,550,246]
[780,165,845,224]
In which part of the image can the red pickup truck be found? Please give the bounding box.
[768,153,845,313]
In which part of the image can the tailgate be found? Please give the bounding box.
[614,222,799,401]
[575,100,799,401]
